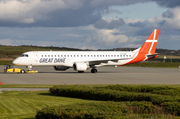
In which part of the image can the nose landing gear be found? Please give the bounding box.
[27,66,32,71]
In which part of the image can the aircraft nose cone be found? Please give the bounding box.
[13,58,20,65]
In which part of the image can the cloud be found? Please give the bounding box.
[0,0,96,27]
[0,0,150,27]
[125,6,180,32]
[1,0,180,50]
[145,7,180,30]
[153,0,180,8]
[128,22,145,27]
[1,0,180,27]
[125,19,144,24]
[89,0,148,7]
[94,19,107,29]
[0,39,14,46]
[93,29,128,47]
[94,18,125,29]
[136,28,154,36]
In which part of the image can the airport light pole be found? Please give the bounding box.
[171,52,174,62]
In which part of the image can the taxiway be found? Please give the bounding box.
[0,66,180,85]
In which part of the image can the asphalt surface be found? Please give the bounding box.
[0,65,180,85]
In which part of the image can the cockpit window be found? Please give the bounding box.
[20,54,28,57]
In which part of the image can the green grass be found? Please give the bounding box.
[1,85,180,119]
[125,62,180,68]
[0,61,12,65]
[38,85,180,119]
[158,55,180,59]
[0,84,54,88]
[0,91,94,119]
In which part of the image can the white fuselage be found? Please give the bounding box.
[13,51,135,67]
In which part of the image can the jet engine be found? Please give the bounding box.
[54,66,69,71]
[73,63,88,71]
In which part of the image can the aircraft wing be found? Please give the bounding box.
[75,57,132,66]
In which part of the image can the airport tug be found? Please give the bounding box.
[4,64,38,73]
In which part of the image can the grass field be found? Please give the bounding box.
[158,55,180,59]
[125,62,180,68]
[0,85,180,119]
[0,84,54,88]
[0,90,94,119]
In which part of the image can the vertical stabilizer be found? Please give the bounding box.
[123,29,159,65]
[139,29,159,55]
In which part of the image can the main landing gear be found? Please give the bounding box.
[91,68,97,73]
[78,71,84,73]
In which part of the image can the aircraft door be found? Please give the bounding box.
[34,52,39,62]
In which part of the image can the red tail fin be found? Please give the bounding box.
[140,29,159,54]
[125,29,159,65]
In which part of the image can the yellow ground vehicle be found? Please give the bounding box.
[4,64,38,73]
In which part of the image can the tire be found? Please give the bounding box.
[91,69,97,73]
[21,69,25,74]
[78,71,84,73]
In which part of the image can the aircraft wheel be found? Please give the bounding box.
[78,71,84,73]
[21,69,25,74]
[91,69,97,73]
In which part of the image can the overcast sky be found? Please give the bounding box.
[0,0,180,50]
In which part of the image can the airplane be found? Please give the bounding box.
[13,29,159,73]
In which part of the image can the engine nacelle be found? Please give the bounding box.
[73,63,88,71]
[54,66,69,71]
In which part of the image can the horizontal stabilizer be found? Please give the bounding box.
[146,53,159,58]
